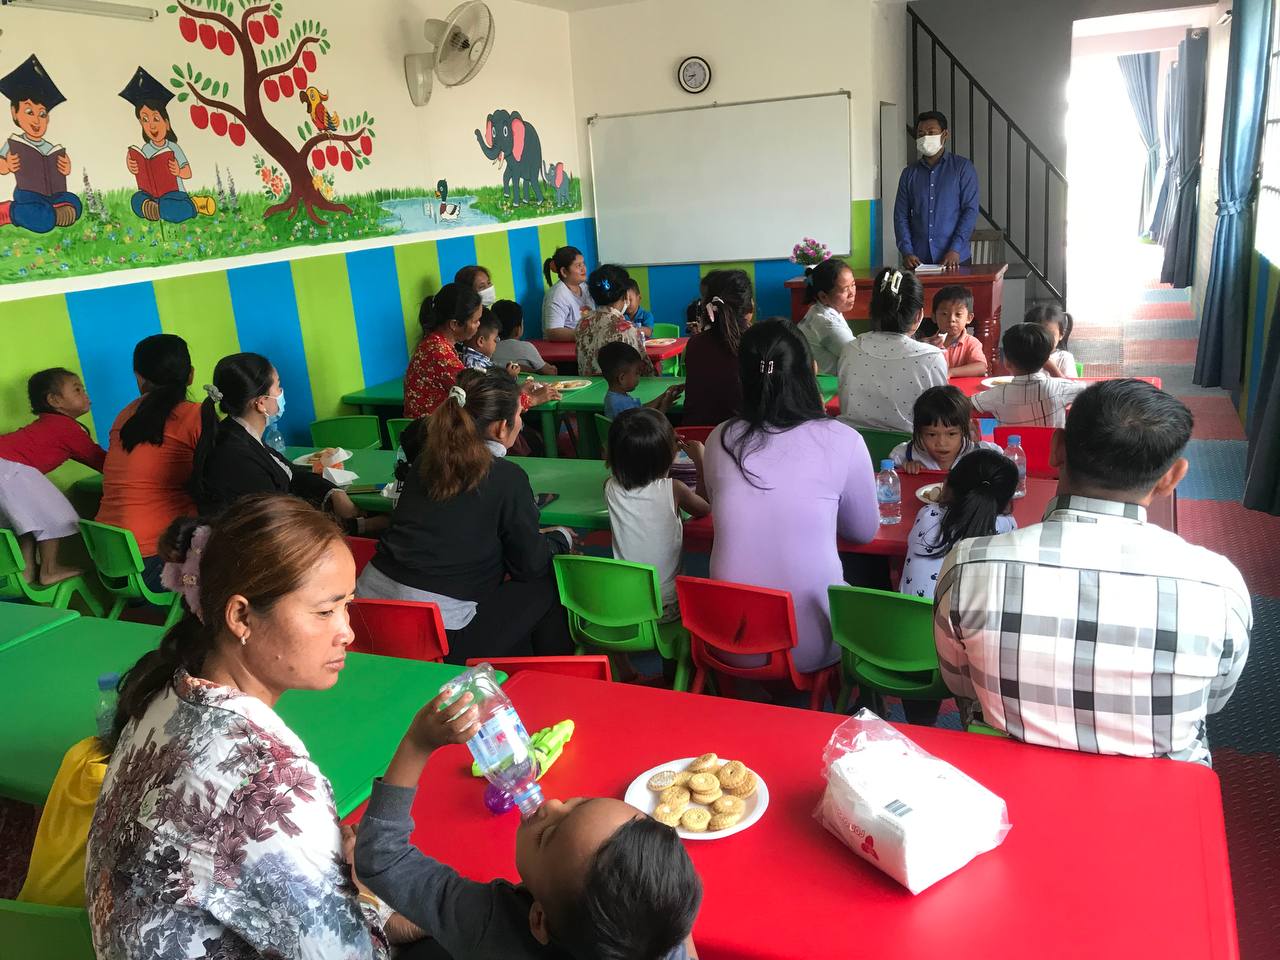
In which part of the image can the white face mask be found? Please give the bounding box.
[916,134,944,157]
[479,285,497,307]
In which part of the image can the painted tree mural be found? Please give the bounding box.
[166,0,376,224]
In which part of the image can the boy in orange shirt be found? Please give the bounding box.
[925,285,988,378]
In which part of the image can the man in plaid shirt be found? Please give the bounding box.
[934,379,1250,764]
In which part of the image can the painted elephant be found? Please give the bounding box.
[543,161,571,206]
[475,109,544,206]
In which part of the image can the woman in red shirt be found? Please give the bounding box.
[682,269,755,427]
[0,367,105,584]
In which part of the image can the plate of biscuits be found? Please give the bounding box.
[625,753,768,840]
[916,482,944,505]
[980,375,1013,388]
[552,379,593,391]
[646,338,678,347]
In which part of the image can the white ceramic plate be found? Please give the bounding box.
[624,757,769,841]
[980,376,1013,388]
[916,482,944,505]
[646,338,678,347]
[553,379,593,390]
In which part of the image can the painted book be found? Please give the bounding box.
[128,146,180,198]
[8,137,67,195]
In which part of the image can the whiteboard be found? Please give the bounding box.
[588,93,852,266]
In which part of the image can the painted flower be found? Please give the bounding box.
[312,174,324,191]
[260,167,272,183]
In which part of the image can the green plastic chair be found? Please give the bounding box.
[0,528,104,616]
[387,417,416,452]
[1075,361,1085,377]
[653,321,683,375]
[966,721,1010,738]
[552,554,692,691]
[0,899,94,960]
[310,415,382,450]
[77,520,182,625]
[857,429,912,467]
[827,584,950,712]
[594,414,612,460]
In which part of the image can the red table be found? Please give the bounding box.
[378,672,1238,960]
[948,374,1164,397]
[530,336,688,373]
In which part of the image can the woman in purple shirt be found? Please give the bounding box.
[704,321,880,672]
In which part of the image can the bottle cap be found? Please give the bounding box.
[1007,435,1021,445]
[98,672,120,692]
[880,459,895,471]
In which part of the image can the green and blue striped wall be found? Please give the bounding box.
[1,198,879,466]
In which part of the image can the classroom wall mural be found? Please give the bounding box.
[0,0,583,288]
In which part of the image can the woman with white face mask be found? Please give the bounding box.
[892,110,980,272]
[456,264,499,307]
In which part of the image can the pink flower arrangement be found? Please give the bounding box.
[790,237,831,266]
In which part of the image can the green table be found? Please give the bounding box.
[341,377,407,413]
[0,601,80,653]
[511,457,609,529]
[0,616,474,814]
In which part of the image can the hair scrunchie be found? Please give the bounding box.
[879,269,904,305]
[448,385,467,408]
[704,296,724,325]
[160,524,211,624]
[203,384,223,403]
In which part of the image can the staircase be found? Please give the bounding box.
[909,10,1067,309]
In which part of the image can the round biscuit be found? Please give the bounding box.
[674,771,693,786]
[711,795,745,816]
[686,753,719,773]
[688,772,718,794]
[724,770,758,798]
[708,810,744,831]
[690,786,723,804]
[717,760,748,789]
[680,807,711,832]
[658,786,691,810]
[653,803,682,827]
[646,770,679,792]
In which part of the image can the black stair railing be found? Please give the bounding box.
[910,9,1068,307]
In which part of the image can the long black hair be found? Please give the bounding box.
[1025,302,1074,350]
[720,320,824,489]
[190,352,276,504]
[868,267,925,334]
[419,282,482,336]
[135,100,178,142]
[543,245,583,286]
[697,269,754,357]
[804,258,852,305]
[119,334,192,452]
[587,264,630,308]
[923,448,1018,557]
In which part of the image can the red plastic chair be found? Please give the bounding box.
[346,536,378,576]
[464,655,613,683]
[349,598,449,662]
[993,425,1058,478]
[674,425,714,444]
[675,575,838,710]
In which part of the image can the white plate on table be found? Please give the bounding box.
[624,757,769,841]
[980,376,1013,388]
[646,338,678,347]
[916,482,944,505]
[551,379,593,390]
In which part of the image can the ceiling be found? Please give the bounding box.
[515,0,645,11]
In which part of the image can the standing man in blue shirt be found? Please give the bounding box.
[894,111,980,270]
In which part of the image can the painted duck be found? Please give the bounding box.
[434,179,461,221]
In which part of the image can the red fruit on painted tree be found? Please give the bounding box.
[279,75,295,98]
[247,19,265,45]
[218,30,235,56]
[325,144,339,165]
[263,78,280,102]
[179,16,197,43]
[229,122,246,146]
[190,104,209,129]
[199,23,217,49]
[340,151,353,172]
[311,148,326,169]
[292,67,307,89]
[302,50,317,72]
[263,13,279,37]
[210,112,228,137]
[359,135,372,155]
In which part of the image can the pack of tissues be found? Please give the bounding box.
[814,710,1011,894]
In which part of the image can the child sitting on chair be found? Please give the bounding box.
[354,687,703,959]
[891,386,1001,474]
[921,285,988,378]
[971,323,1086,428]
[491,300,557,375]
[600,341,683,421]
[461,308,522,376]
[1025,303,1077,378]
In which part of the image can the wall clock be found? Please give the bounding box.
[678,56,712,94]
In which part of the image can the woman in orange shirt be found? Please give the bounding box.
[96,334,202,589]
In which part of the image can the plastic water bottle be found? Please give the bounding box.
[876,459,902,525]
[1004,435,1027,499]
[96,673,119,742]
[262,423,288,456]
[439,663,543,818]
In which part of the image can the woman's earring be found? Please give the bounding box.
[240,632,249,647]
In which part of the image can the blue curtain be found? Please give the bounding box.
[1195,0,1274,389]
[1161,30,1209,287]
[1244,294,1280,513]
[1150,60,1182,242]
[1118,53,1161,236]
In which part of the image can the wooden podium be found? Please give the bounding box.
[784,263,1009,365]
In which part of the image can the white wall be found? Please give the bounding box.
[0,0,580,199]
[568,0,894,205]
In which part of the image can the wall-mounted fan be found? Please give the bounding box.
[404,1,495,107]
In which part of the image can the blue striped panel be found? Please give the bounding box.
[346,246,410,388]
[226,261,316,445]
[435,234,479,289]
[507,225,547,338]
[566,217,599,270]
[646,263,702,332]
[65,283,163,440]
[754,259,805,321]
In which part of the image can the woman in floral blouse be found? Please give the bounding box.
[404,283,557,418]
[576,264,655,377]
[86,494,422,959]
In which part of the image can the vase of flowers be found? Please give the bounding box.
[790,237,831,267]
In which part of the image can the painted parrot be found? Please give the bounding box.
[300,86,338,132]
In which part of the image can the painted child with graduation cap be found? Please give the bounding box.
[0,54,81,233]
[120,66,216,223]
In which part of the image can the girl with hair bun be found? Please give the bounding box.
[357,368,574,663]
[86,493,422,957]
[575,264,653,377]
[797,257,857,376]
[541,244,593,342]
